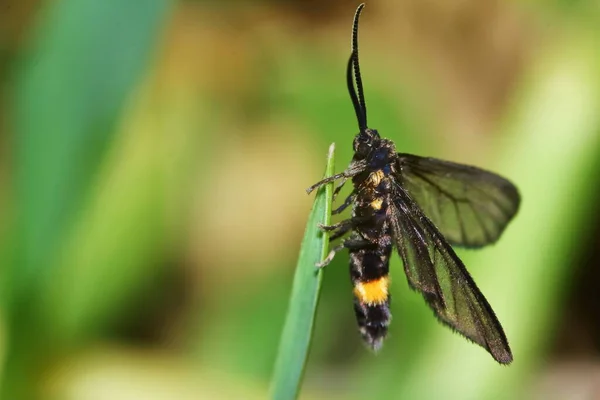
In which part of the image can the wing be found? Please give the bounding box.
[396,153,520,248]
[389,184,513,364]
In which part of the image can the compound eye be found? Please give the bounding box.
[354,140,370,157]
[359,142,370,154]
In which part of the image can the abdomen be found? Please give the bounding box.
[349,233,392,350]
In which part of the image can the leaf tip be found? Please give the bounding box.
[327,143,336,160]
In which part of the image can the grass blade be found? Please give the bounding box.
[270,143,336,400]
[1,0,170,397]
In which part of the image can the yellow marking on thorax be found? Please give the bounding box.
[367,170,385,187]
[354,276,390,305]
[370,198,383,210]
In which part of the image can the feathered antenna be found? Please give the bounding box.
[347,3,367,131]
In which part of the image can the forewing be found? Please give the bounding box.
[390,186,512,364]
[396,154,520,247]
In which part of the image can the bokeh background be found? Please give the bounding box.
[1,0,600,399]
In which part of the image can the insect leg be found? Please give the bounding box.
[317,217,368,234]
[318,220,354,242]
[306,172,347,194]
[332,190,356,215]
[306,159,367,195]
[316,238,371,268]
[318,220,350,232]
[332,178,348,201]
[329,228,352,242]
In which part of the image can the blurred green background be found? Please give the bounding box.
[1,0,600,399]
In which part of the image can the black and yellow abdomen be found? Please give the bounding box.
[350,245,392,350]
[349,171,393,350]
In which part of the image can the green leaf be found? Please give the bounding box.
[0,0,171,398]
[270,143,336,400]
[8,0,171,302]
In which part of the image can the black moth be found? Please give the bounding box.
[306,3,520,364]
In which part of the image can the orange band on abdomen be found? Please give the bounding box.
[354,276,390,305]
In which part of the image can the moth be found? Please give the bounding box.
[306,3,520,364]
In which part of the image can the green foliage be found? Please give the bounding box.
[2,0,172,398]
[270,144,335,400]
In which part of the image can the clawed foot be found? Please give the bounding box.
[317,223,338,232]
[316,248,337,268]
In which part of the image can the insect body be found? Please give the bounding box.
[348,145,395,350]
[306,4,520,364]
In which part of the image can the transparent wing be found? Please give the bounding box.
[396,153,520,248]
[389,185,512,364]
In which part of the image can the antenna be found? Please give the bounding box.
[347,3,367,131]
[347,54,363,130]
